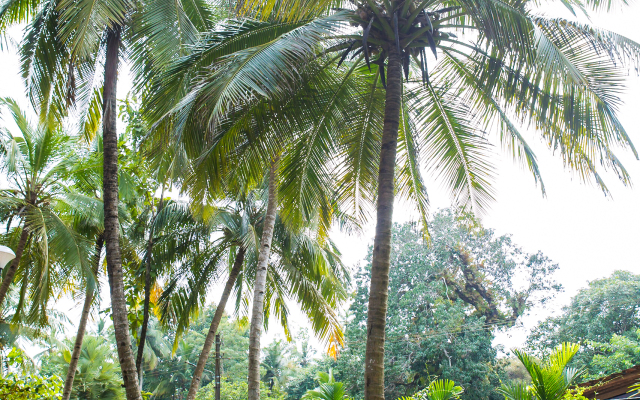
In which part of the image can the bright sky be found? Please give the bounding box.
[1,2,639,357]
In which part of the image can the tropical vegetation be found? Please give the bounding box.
[0,0,638,399]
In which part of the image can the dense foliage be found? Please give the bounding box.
[0,0,638,396]
[0,348,63,399]
[334,212,560,400]
[0,372,62,400]
[527,271,640,380]
[196,378,285,400]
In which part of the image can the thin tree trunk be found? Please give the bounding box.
[363,48,403,400]
[102,25,142,400]
[0,227,29,307]
[136,185,165,388]
[62,235,104,400]
[185,247,246,400]
[247,161,279,400]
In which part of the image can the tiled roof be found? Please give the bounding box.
[578,365,640,400]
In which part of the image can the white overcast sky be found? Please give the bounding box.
[1,2,639,356]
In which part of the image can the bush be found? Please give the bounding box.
[196,377,285,400]
[0,372,63,399]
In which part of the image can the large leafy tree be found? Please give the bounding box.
[150,0,640,397]
[526,271,640,379]
[0,1,222,397]
[336,210,561,400]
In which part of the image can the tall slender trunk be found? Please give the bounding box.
[247,161,279,400]
[136,185,165,388]
[102,25,142,400]
[0,227,29,307]
[363,48,403,400]
[62,235,104,400]
[185,247,246,400]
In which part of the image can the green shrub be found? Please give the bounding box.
[196,377,285,400]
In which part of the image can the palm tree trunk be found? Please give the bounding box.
[136,185,165,388]
[62,235,104,400]
[363,48,403,400]
[102,25,142,400]
[185,246,246,400]
[0,227,29,307]
[247,160,279,400]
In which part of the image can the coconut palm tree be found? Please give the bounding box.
[59,235,103,400]
[0,1,222,397]
[153,1,640,398]
[57,132,147,400]
[0,281,69,376]
[155,185,348,400]
[145,46,369,399]
[0,97,92,316]
[126,196,213,388]
[58,153,105,400]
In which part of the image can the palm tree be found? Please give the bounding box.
[0,98,92,316]
[126,196,211,389]
[154,1,640,398]
[50,334,127,400]
[0,282,69,376]
[398,379,464,400]
[156,186,348,400]
[247,159,279,399]
[60,234,103,400]
[302,370,349,400]
[499,343,582,400]
[134,184,164,387]
[57,133,144,400]
[262,339,295,391]
[59,156,105,400]
[1,1,222,397]
[145,46,363,400]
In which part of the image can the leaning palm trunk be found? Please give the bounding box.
[364,48,403,400]
[247,160,279,400]
[0,227,29,307]
[136,238,151,389]
[136,185,165,388]
[185,247,246,400]
[102,25,142,400]
[62,235,104,400]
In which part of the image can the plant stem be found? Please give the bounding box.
[364,46,402,400]
[102,25,142,400]
[136,183,166,388]
[185,247,246,400]
[62,235,104,400]
[0,227,29,307]
[247,160,279,400]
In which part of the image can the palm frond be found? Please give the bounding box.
[410,82,496,214]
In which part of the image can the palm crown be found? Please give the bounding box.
[158,188,349,353]
[152,0,640,231]
[145,1,640,399]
